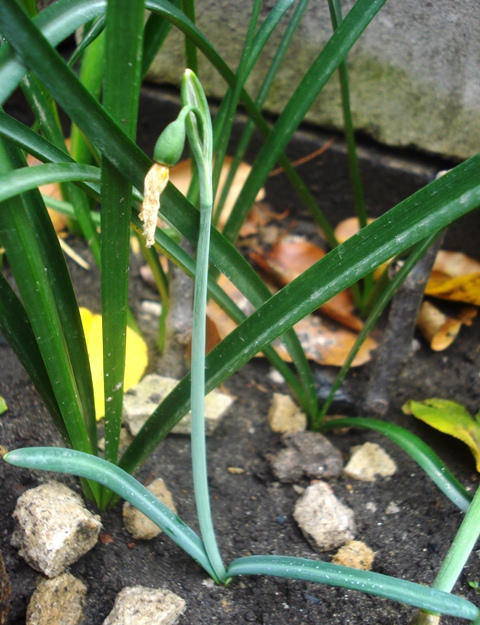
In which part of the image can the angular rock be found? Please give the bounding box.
[344,442,397,482]
[268,431,343,483]
[11,481,101,578]
[123,374,234,435]
[103,586,186,625]
[123,478,177,540]
[294,481,355,552]
[26,573,87,625]
[331,540,375,571]
[267,393,307,434]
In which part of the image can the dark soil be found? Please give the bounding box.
[1,88,480,623]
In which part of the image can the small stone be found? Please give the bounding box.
[139,299,162,317]
[103,586,186,625]
[267,369,286,385]
[385,501,401,515]
[267,431,343,483]
[331,540,375,571]
[227,467,245,475]
[123,478,177,540]
[344,442,397,482]
[365,502,377,513]
[123,374,234,436]
[26,573,87,625]
[294,481,356,552]
[11,481,101,578]
[267,393,307,434]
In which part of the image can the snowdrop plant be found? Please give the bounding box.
[1,0,480,620]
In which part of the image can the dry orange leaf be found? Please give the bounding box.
[251,235,363,332]
[207,275,376,367]
[417,301,478,351]
[425,250,480,305]
[27,151,69,233]
[169,157,265,230]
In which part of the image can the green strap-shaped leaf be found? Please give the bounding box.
[322,417,472,512]
[100,0,145,473]
[227,556,479,620]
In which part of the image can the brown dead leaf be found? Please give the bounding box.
[206,275,376,367]
[417,301,478,351]
[27,150,69,233]
[251,236,363,332]
[169,157,265,230]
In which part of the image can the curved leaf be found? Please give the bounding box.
[227,556,479,620]
[322,417,472,512]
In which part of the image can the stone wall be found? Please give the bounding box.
[147,0,480,161]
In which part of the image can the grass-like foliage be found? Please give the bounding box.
[1,0,480,620]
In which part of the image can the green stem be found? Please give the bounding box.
[185,73,227,582]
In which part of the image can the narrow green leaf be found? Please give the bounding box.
[227,556,479,620]
[0,162,100,201]
[67,16,105,69]
[142,6,176,79]
[101,0,145,470]
[322,417,472,513]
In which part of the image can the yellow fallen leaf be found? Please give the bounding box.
[424,272,480,306]
[402,398,480,471]
[80,307,148,420]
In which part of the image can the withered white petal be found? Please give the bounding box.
[139,163,169,247]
